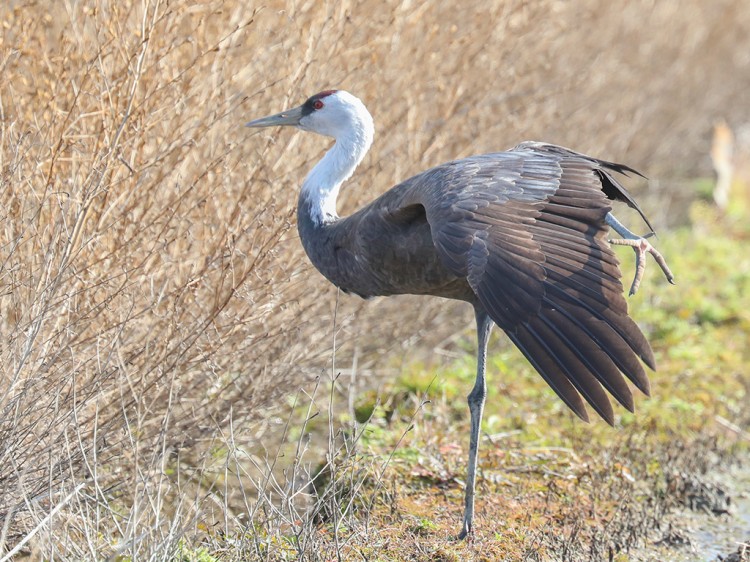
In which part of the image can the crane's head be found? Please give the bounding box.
[246,90,373,140]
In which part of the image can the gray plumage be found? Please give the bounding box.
[298,142,653,423]
[247,90,670,538]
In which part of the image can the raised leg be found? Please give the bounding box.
[458,307,494,540]
[605,212,675,296]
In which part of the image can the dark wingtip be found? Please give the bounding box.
[641,381,652,398]
[632,368,652,397]
[595,167,656,233]
[574,406,591,424]
[620,392,636,414]
[641,346,657,372]
[612,162,648,181]
[598,403,616,427]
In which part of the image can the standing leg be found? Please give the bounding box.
[458,307,493,539]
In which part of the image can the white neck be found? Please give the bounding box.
[300,119,374,225]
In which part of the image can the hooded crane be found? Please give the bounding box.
[246,90,674,538]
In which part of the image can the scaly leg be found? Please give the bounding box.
[458,308,494,540]
[605,212,675,296]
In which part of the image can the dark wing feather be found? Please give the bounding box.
[395,145,654,424]
[513,142,654,232]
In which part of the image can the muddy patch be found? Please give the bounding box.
[520,439,750,562]
[639,461,750,562]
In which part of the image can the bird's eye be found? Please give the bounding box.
[313,100,324,110]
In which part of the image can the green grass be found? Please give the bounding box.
[257,199,750,561]
[182,197,750,560]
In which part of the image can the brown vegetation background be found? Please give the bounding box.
[1,0,749,555]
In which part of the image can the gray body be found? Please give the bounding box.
[247,92,662,538]
[298,171,473,301]
[298,143,653,424]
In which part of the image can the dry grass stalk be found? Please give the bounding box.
[1,0,749,557]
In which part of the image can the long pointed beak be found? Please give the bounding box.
[245,105,304,128]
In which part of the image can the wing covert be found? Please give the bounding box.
[394,146,655,424]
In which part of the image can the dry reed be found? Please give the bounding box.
[1,0,749,557]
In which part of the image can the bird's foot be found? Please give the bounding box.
[609,234,676,296]
[457,521,473,541]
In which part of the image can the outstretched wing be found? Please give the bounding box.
[514,142,654,232]
[396,143,655,425]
